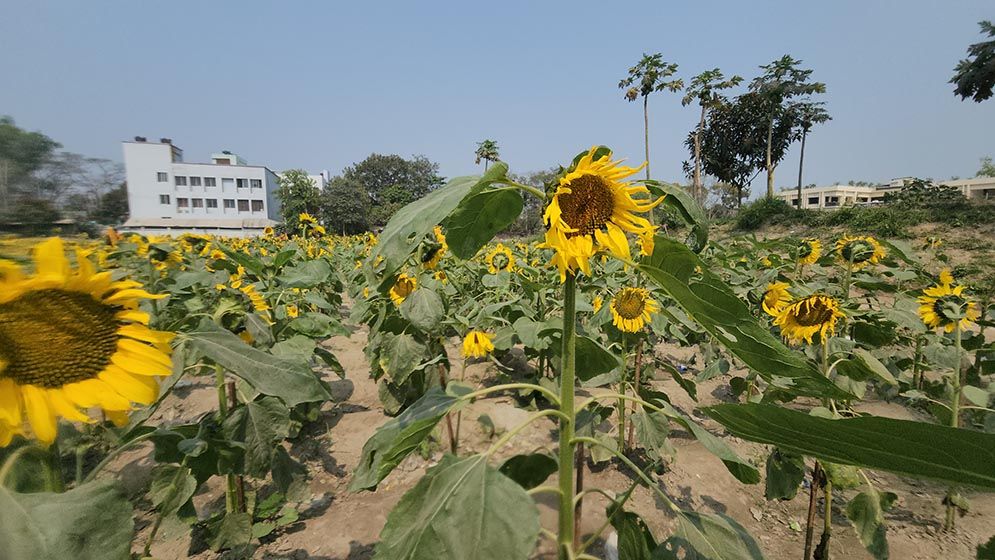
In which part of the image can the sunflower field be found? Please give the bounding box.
[1,146,994,560]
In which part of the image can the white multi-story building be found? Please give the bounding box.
[776,176,995,209]
[121,137,282,237]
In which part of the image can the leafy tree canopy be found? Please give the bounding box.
[951,21,995,102]
[321,176,370,235]
[275,169,321,231]
[343,154,443,227]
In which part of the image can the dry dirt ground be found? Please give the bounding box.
[107,324,995,560]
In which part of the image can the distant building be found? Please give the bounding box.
[776,176,995,209]
[121,137,282,237]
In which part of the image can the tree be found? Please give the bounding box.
[321,176,370,234]
[749,55,826,197]
[508,167,558,236]
[0,116,61,218]
[681,69,742,203]
[618,53,683,179]
[474,140,500,172]
[951,21,995,102]
[92,183,129,224]
[275,169,321,231]
[343,154,444,227]
[978,156,995,177]
[792,101,831,209]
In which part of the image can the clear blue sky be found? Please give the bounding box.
[2,1,992,196]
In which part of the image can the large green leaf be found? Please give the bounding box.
[375,454,540,560]
[0,480,134,560]
[704,403,995,489]
[185,320,331,407]
[278,259,332,288]
[639,236,846,400]
[654,511,765,560]
[845,489,897,560]
[150,464,198,517]
[499,453,558,490]
[223,396,291,478]
[379,333,427,385]
[764,449,805,501]
[372,174,481,289]
[645,180,709,252]
[350,386,468,491]
[400,288,445,332]
[444,162,523,259]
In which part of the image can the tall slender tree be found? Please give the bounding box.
[682,69,742,203]
[749,55,825,198]
[474,139,500,172]
[618,53,683,179]
[792,101,831,208]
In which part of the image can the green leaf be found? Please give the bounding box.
[185,319,331,407]
[654,510,765,560]
[372,174,481,289]
[444,162,524,260]
[645,180,709,252]
[549,334,620,381]
[978,535,995,560]
[350,386,468,491]
[499,453,558,490]
[244,313,274,347]
[150,464,198,517]
[0,480,134,560]
[209,512,252,552]
[288,312,349,338]
[845,489,897,560]
[632,410,674,462]
[400,288,445,332]
[639,236,847,400]
[375,454,540,560]
[764,449,806,500]
[223,397,291,478]
[963,385,990,407]
[380,333,426,385]
[278,259,332,288]
[704,403,995,489]
[852,349,898,386]
[612,510,658,560]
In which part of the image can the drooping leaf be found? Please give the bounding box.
[223,396,291,478]
[400,288,445,332]
[632,410,674,462]
[845,489,897,560]
[209,512,252,552]
[764,449,806,501]
[639,236,846,400]
[375,454,540,560]
[380,333,426,385]
[150,464,198,517]
[185,319,331,407]
[499,453,558,490]
[654,510,766,560]
[612,509,658,560]
[0,480,134,560]
[350,386,469,491]
[704,403,995,489]
[278,259,332,288]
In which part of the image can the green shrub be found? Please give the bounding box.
[735,197,797,230]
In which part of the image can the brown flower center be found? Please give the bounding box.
[614,290,646,319]
[557,174,615,238]
[0,289,119,387]
[793,298,835,327]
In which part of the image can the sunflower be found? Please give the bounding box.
[286,304,299,318]
[389,273,417,307]
[298,213,317,225]
[486,243,515,274]
[240,284,271,313]
[434,270,448,284]
[420,226,448,270]
[835,235,886,270]
[0,238,174,445]
[761,282,792,317]
[263,226,275,237]
[774,294,845,345]
[918,273,979,333]
[591,295,603,313]
[610,287,660,333]
[462,330,494,359]
[797,239,822,266]
[541,147,662,282]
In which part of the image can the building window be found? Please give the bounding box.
[156,172,168,182]
[250,179,262,189]
[236,178,248,189]
[204,177,217,187]
[206,199,218,209]
[237,199,250,212]
[222,178,234,189]
[175,176,187,186]
[159,194,170,204]
[790,198,799,206]
[223,199,235,209]
[251,200,264,212]
[192,198,204,208]
[825,196,839,206]
[190,176,202,187]
[807,196,819,205]
[177,198,189,208]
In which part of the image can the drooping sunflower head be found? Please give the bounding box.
[610,287,660,333]
[389,273,417,307]
[761,282,792,317]
[774,294,845,345]
[419,226,448,270]
[797,238,822,266]
[835,235,885,270]
[541,147,661,282]
[462,330,495,359]
[486,243,515,274]
[0,238,175,445]
[918,280,979,333]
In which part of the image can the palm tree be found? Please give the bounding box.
[619,53,683,180]
[682,69,742,203]
[792,101,831,209]
[474,139,500,172]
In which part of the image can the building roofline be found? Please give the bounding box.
[122,141,277,175]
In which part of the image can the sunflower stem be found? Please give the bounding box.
[557,273,578,559]
[944,322,963,531]
[626,337,644,449]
